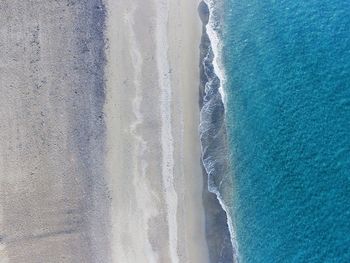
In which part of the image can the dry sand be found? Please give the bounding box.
[0,0,208,262]
[0,1,111,262]
[104,0,209,262]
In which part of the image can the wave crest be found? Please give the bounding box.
[199,1,239,262]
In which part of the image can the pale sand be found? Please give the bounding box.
[0,1,111,262]
[104,0,209,262]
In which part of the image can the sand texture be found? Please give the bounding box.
[0,0,208,262]
[104,0,209,262]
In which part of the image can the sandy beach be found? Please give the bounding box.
[104,0,209,262]
[0,1,111,262]
[0,0,209,262]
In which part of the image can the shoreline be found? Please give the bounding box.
[199,1,238,262]
[104,0,209,261]
[0,0,236,262]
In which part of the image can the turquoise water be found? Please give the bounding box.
[219,0,350,262]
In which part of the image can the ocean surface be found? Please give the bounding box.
[202,0,350,262]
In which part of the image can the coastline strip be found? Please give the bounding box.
[199,0,239,262]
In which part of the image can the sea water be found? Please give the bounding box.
[205,0,350,262]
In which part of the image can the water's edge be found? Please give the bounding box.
[198,2,236,262]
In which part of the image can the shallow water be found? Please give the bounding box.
[207,0,350,262]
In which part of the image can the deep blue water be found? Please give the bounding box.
[219,0,350,262]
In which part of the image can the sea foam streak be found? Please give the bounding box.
[201,0,239,262]
[203,0,226,105]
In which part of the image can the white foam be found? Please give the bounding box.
[202,1,239,261]
[204,0,227,107]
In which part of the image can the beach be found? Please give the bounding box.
[0,1,111,262]
[0,0,209,262]
[104,0,209,262]
[2,0,347,262]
